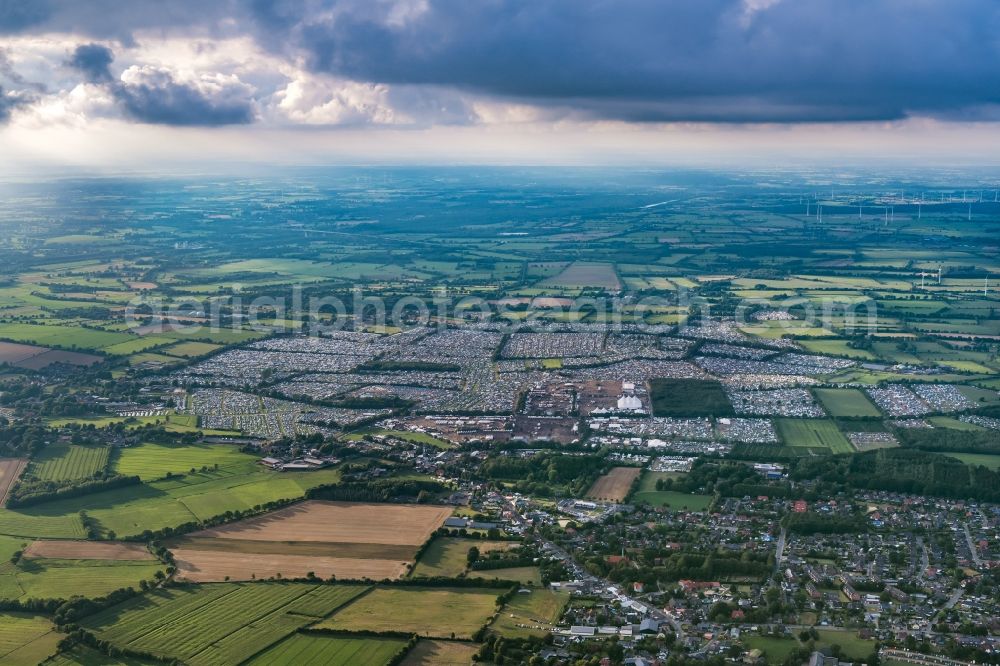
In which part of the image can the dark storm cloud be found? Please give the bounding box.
[0,0,239,42]
[0,0,50,34]
[67,43,114,83]
[250,0,1000,123]
[113,69,256,126]
[6,0,1000,124]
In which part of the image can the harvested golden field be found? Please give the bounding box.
[586,467,641,502]
[0,459,27,507]
[170,549,409,582]
[191,501,453,545]
[170,501,454,583]
[23,540,155,561]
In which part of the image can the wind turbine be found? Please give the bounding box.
[937,265,942,284]
[920,272,927,289]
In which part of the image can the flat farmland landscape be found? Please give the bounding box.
[0,612,62,665]
[247,633,408,666]
[0,465,343,540]
[776,418,854,454]
[82,583,370,665]
[0,155,999,665]
[25,444,109,482]
[170,501,453,582]
[113,442,258,480]
[537,261,621,290]
[1,557,165,601]
[813,388,882,418]
[316,586,501,639]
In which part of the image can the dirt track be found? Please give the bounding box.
[0,458,27,507]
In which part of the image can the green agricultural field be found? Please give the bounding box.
[934,359,997,374]
[776,419,853,454]
[128,353,185,367]
[43,234,105,245]
[247,634,407,666]
[0,508,86,540]
[163,341,223,358]
[0,323,133,350]
[958,386,1000,404]
[113,442,258,480]
[485,566,542,586]
[799,339,877,360]
[160,328,269,345]
[944,453,1000,470]
[490,589,568,638]
[630,489,713,510]
[26,444,109,482]
[101,336,174,356]
[741,321,834,339]
[813,388,882,417]
[0,464,341,539]
[649,378,734,417]
[0,558,164,601]
[927,416,985,431]
[743,636,800,664]
[317,586,501,639]
[813,629,876,661]
[636,470,683,492]
[0,534,24,565]
[348,428,453,450]
[412,538,518,579]
[82,583,368,665]
[0,612,62,665]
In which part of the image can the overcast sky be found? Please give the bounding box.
[2,0,1000,171]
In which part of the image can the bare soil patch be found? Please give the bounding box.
[0,341,49,364]
[15,350,102,369]
[586,467,642,502]
[23,540,155,560]
[171,549,408,582]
